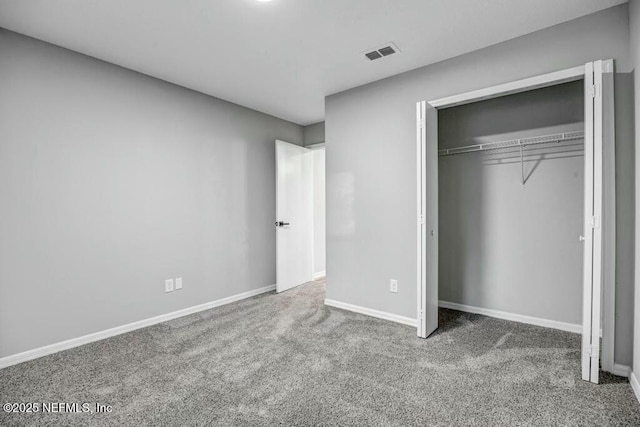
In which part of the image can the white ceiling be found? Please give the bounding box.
[0,0,626,125]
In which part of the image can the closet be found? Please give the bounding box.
[416,61,615,384]
[437,81,584,332]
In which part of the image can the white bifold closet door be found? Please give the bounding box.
[416,102,438,338]
[581,60,612,384]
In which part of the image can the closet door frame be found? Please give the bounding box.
[416,60,615,383]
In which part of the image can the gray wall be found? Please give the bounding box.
[303,122,325,146]
[438,82,585,326]
[313,149,326,276]
[0,29,303,358]
[325,5,634,365]
[615,72,636,368]
[631,0,640,379]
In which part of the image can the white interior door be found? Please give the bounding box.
[276,140,313,293]
[417,101,439,338]
[581,60,608,384]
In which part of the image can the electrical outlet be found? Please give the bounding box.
[390,279,398,293]
[165,279,174,293]
[175,277,183,290]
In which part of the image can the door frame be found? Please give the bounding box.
[416,60,615,383]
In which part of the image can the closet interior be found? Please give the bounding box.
[437,80,585,328]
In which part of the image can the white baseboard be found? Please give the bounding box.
[630,372,640,404]
[438,300,582,334]
[611,363,632,378]
[313,271,326,280]
[324,299,417,327]
[0,284,276,370]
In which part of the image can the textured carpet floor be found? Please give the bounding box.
[1,279,639,426]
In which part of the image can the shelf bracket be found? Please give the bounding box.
[520,140,524,185]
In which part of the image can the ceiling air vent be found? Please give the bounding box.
[363,42,400,61]
[378,46,396,56]
[365,51,383,61]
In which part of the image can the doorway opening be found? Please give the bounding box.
[311,145,326,281]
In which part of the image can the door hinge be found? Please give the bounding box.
[419,214,425,225]
[590,84,600,98]
[590,215,601,229]
[587,344,599,358]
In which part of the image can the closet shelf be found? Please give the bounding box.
[438,130,584,157]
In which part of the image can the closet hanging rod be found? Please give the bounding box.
[438,130,584,157]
